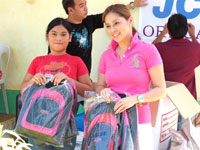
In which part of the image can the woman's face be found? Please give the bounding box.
[47,25,71,55]
[104,12,133,43]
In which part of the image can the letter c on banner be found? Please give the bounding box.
[177,0,200,19]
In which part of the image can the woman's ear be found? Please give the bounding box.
[128,16,134,26]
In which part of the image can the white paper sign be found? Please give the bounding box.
[139,0,200,43]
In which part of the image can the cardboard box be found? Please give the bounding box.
[195,65,200,100]
[150,81,200,150]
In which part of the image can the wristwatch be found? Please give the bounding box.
[130,2,135,9]
[137,94,144,106]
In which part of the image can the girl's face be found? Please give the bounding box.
[104,12,133,43]
[47,25,71,55]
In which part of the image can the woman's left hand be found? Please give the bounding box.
[114,96,137,114]
[51,72,71,85]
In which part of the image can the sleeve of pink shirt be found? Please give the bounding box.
[145,44,163,69]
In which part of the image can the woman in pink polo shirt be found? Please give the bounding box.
[96,4,166,149]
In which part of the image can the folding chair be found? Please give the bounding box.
[0,44,10,114]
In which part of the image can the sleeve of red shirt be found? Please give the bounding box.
[77,57,89,77]
[27,57,37,75]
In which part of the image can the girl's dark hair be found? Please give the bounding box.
[46,17,72,36]
[102,4,137,33]
[47,18,72,54]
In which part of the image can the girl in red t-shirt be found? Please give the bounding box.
[20,17,93,150]
[21,18,92,97]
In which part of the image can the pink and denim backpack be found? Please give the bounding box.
[82,101,119,150]
[15,81,78,147]
[81,93,137,150]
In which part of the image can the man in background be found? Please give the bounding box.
[61,0,148,74]
[153,13,200,99]
[153,13,200,129]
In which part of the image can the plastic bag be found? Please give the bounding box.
[82,100,119,150]
[170,118,200,150]
[82,91,136,150]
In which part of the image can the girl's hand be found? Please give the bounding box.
[51,72,70,86]
[100,88,112,103]
[31,73,46,85]
[114,96,137,114]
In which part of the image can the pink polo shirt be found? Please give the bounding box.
[99,33,163,124]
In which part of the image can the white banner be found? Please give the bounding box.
[139,0,200,43]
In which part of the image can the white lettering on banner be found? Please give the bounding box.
[160,108,178,143]
[139,0,200,42]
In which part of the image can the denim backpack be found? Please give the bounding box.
[15,81,77,147]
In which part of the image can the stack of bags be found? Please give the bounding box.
[170,118,200,150]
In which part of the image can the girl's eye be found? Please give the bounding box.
[61,33,67,37]
[114,22,120,25]
[106,25,111,28]
[52,33,57,36]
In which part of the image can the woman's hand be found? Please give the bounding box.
[114,96,137,114]
[31,73,46,85]
[51,72,71,86]
[100,88,112,103]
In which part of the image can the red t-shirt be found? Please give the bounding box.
[155,39,200,99]
[28,53,88,81]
